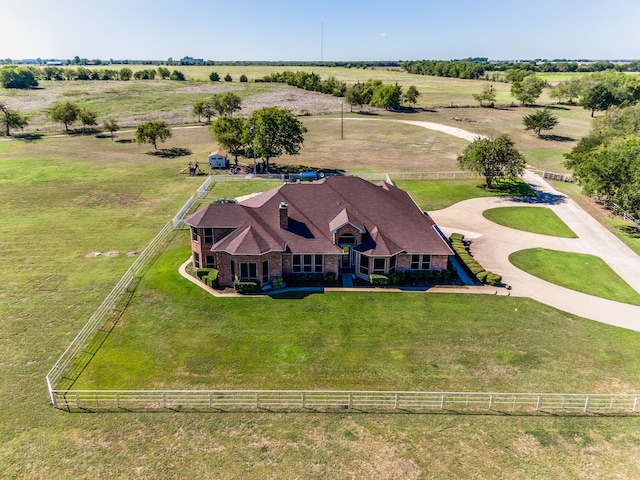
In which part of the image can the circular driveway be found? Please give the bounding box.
[429,171,640,332]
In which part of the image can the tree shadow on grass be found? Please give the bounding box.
[482,178,536,197]
[619,225,640,238]
[116,138,133,144]
[541,134,574,142]
[13,133,43,142]
[269,290,323,300]
[148,147,192,158]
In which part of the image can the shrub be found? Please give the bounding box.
[486,273,503,286]
[204,270,219,288]
[450,232,465,242]
[272,276,285,290]
[370,274,389,287]
[196,268,213,280]
[389,273,400,285]
[476,270,489,283]
[234,281,259,294]
[240,74,248,82]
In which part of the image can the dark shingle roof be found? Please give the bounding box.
[185,176,452,256]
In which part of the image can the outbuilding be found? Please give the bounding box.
[208,151,229,169]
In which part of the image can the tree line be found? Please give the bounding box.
[402,59,640,80]
[259,70,420,111]
[0,65,191,85]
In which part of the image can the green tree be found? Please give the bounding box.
[224,73,232,82]
[102,118,120,140]
[549,78,583,104]
[48,101,80,132]
[239,74,248,83]
[344,82,366,112]
[522,108,559,137]
[473,84,497,107]
[209,71,220,82]
[192,99,206,123]
[566,136,640,213]
[212,92,242,117]
[78,107,98,134]
[119,67,133,81]
[457,135,526,189]
[210,115,245,164]
[157,66,171,79]
[0,102,28,136]
[244,107,307,171]
[134,120,172,149]
[510,75,547,105]
[369,83,402,110]
[403,85,420,105]
[170,70,185,81]
[0,66,38,89]
[580,83,616,117]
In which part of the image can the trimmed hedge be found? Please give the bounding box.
[449,233,502,287]
[282,272,338,287]
[370,274,389,287]
[234,281,259,294]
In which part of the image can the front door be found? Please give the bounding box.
[340,246,352,273]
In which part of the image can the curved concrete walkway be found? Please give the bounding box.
[429,171,640,332]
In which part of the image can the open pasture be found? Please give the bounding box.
[2,70,640,479]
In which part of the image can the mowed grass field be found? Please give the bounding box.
[2,70,640,479]
[74,235,640,395]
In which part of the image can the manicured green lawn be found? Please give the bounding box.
[397,177,534,211]
[510,248,640,305]
[75,234,640,394]
[483,206,578,237]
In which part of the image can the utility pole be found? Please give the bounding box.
[250,120,257,174]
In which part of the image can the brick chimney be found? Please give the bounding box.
[279,202,289,229]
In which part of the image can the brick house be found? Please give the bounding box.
[185,176,453,287]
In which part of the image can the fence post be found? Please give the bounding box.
[634,395,638,413]
[440,393,445,409]
[584,395,590,413]
[301,392,305,409]
[394,393,399,409]
[116,392,119,410]
[488,394,493,410]
[536,395,541,412]
[348,392,352,409]
[46,376,55,406]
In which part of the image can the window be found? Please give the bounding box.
[262,260,269,284]
[410,254,431,270]
[191,227,198,241]
[372,258,386,275]
[193,252,200,268]
[205,255,215,268]
[203,228,213,244]
[230,261,235,280]
[292,254,323,273]
[338,234,357,245]
[389,255,396,274]
[359,254,369,275]
[240,262,258,281]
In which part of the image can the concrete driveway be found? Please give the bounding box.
[429,171,640,332]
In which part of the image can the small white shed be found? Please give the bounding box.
[208,150,229,169]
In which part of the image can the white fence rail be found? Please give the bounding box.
[51,389,640,414]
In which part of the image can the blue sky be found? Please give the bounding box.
[3,0,640,61]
